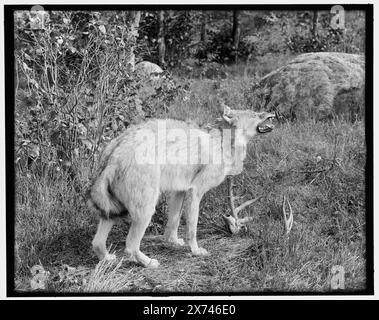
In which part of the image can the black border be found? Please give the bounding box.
[5,4,374,298]
[0,300,376,317]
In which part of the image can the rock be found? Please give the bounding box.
[255,52,365,120]
[135,61,163,80]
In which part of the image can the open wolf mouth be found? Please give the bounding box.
[257,116,275,134]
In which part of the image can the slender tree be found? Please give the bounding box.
[311,10,318,37]
[158,10,166,66]
[232,10,241,63]
[124,10,140,71]
[201,11,207,43]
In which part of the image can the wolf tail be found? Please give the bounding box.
[87,168,124,219]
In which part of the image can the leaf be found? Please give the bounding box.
[28,144,40,159]
[130,29,138,37]
[24,53,31,61]
[30,264,49,291]
[30,275,47,290]
[98,25,106,34]
[76,123,87,137]
[22,139,31,146]
[30,264,45,276]
[22,62,31,72]
[29,79,39,88]
[80,138,93,150]
[73,148,79,158]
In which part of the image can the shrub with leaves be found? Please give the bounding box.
[14,10,185,178]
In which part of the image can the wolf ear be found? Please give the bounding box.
[222,104,234,124]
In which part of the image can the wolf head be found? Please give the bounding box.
[222,104,276,139]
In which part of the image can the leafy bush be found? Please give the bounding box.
[136,10,365,68]
[15,10,187,179]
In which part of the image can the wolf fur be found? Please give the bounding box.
[88,106,275,268]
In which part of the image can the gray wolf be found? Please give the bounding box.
[88,105,275,268]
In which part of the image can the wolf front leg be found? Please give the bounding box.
[164,191,186,246]
[185,188,208,256]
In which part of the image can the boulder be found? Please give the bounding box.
[135,61,163,80]
[255,52,365,120]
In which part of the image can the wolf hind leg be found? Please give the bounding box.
[125,208,159,268]
[92,218,116,261]
[125,188,160,268]
[164,191,186,246]
[185,169,225,256]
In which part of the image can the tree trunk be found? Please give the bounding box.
[232,10,241,63]
[201,11,207,43]
[126,10,140,71]
[311,11,318,37]
[158,10,166,67]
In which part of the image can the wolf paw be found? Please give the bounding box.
[104,253,116,261]
[192,247,209,256]
[124,250,138,263]
[175,238,185,246]
[148,259,160,268]
[167,237,185,246]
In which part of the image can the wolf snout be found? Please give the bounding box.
[257,114,276,134]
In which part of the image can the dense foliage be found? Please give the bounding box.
[138,10,365,65]
[15,10,187,178]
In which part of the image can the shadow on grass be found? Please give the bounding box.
[29,224,192,271]
[35,226,99,268]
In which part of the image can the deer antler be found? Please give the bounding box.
[282,195,293,236]
[223,176,262,234]
[222,177,294,236]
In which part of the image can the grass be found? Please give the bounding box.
[14,70,367,293]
